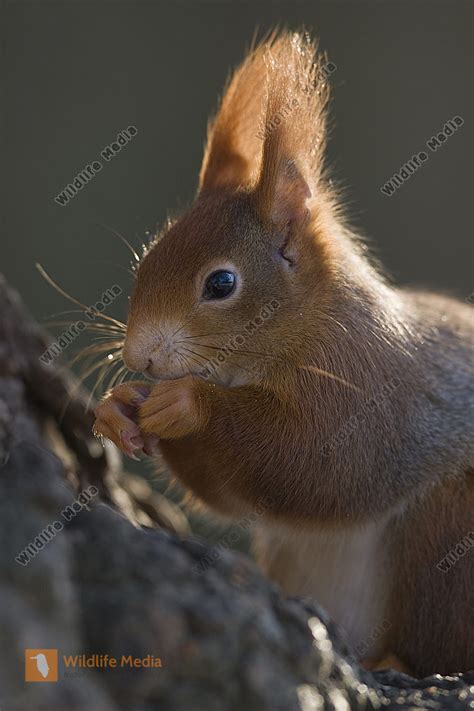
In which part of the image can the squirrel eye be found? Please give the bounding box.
[203,270,236,300]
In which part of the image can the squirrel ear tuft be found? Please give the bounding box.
[253,32,329,228]
[199,31,330,202]
[198,38,272,193]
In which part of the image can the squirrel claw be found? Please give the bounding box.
[143,434,160,456]
[120,430,145,459]
[93,380,154,460]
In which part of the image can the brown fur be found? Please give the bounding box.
[388,472,474,676]
[94,32,474,675]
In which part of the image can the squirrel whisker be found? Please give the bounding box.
[36,263,127,331]
[68,341,124,369]
[46,320,125,336]
[95,222,141,264]
[298,364,361,391]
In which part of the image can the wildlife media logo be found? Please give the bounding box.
[24,648,163,681]
[25,649,58,682]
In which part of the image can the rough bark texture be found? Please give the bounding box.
[0,274,472,711]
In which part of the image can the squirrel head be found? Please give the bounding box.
[123,32,340,386]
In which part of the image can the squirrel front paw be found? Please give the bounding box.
[93,381,159,459]
[138,376,207,440]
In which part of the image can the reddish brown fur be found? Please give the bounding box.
[94,32,474,675]
[389,472,474,676]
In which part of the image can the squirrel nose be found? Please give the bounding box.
[122,347,148,373]
[123,338,160,374]
[145,358,153,373]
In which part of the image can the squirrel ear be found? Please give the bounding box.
[200,32,330,204]
[199,148,250,192]
[252,32,329,231]
[198,40,272,194]
[256,157,312,231]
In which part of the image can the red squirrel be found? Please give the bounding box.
[93,32,474,676]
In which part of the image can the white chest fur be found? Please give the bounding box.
[254,517,391,658]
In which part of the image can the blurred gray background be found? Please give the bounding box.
[3,0,473,333]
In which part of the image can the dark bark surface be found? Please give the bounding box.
[0,274,472,711]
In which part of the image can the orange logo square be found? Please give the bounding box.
[25,649,58,682]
